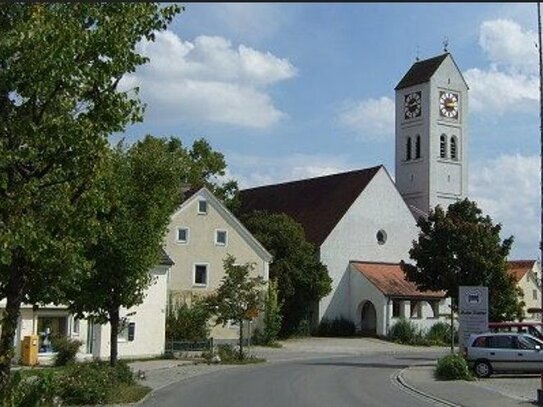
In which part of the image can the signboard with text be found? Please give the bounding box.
[458,286,489,349]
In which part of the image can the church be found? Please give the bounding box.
[239,53,468,335]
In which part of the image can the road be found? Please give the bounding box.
[141,352,444,407]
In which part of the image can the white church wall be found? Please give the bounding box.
[349,265,388,336]
[319,168,418,322]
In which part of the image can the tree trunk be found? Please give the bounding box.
[109,306,119,367]
[239,319,244,360]
[0,259,25,391]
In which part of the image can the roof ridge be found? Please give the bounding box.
[242,165,382,192]
[349,260,401,266]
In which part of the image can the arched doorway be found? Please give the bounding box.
[360,301,377,335]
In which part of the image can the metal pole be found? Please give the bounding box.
[537,3,543,403]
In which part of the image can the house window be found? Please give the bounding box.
[406,137,412,161]
[440,134,447,158]
[215,230,227,246]
[177,228,189,244]
[119,321,136,342]
[376,229,387,245]
[392,300,401,318]
[415,135,421,159]
[198,200,208,214]
[194,264,208,286]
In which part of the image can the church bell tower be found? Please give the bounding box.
[394,53,469,216]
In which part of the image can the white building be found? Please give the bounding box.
[2,252,172,364]
[240,53,465,335]
[507,260,542,321]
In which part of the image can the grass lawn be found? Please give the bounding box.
[107,383,152,404]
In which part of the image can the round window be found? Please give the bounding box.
[376,229,387,245]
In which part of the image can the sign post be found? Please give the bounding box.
[458,286,489,351]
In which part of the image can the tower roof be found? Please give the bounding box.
[239,166,382,246]
[395,53,449,90]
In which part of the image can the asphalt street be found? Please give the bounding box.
[141,352,444,407]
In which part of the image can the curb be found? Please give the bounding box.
[392,367,464,407]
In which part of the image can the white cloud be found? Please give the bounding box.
[479,19,538,74]
[227,152,357,189]
[337,96,395,141]
[470,154,540,259]
[464,19,538,115]
[120,31,297,129]
[463,68,538,113]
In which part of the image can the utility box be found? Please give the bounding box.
[21,335,39,366]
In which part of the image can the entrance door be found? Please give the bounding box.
[360,301,377,335]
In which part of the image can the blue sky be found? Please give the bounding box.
[119,3,541,260]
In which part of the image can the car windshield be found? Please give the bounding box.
[518,335,543,350]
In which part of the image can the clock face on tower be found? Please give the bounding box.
[439,91,459,119]
[404,91,422,120]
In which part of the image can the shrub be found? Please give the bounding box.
[315,316,356,337]
[389,318,418,343]
[166,298,210,341]
[1,370,56,407]
[253,280,282,346]
[426,322,458,346]
[112,360,135,385]
[56,362,112,405]
[51,335,83,366]
[435,354,472,381]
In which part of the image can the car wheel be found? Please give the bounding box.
[474,360,492,378]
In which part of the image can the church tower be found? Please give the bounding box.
[394,53,469,216]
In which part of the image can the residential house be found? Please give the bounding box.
[164,187,273,340]
[507,260,542,321]
[1,251,173,364]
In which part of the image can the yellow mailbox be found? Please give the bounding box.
[21,335,39,366]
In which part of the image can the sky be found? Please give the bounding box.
[119,3,541,260]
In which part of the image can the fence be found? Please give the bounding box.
[165,338,214,353]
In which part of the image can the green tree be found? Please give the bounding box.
[401,199,523,322]
[241,211,332,337]
[206,255,265,359]
[0,3,179,385]
[66,136,187,366]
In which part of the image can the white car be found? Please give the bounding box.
[466,332,543,378]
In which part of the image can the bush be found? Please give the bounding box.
[253,280,282,346]
[315,316,356,337]
[435,354,472,380]
[112,360,135,385]
[166,298,210,341]
[203,344,265,365]
[426,322,458,346]
[1,370,56,407]
[51,335,83,366]
[56,362,112,405]
[389,318,418,343]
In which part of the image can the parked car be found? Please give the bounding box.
[488,322,543,340]
[466,332,543,378]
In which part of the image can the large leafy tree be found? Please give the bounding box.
[401,199,523,322]
[0,3,179,385]
[241,211,332,336]
[206,255,265,359]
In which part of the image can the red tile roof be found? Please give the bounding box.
[240,166,382,246]
[507,260,536,282]
[351,261,445,299]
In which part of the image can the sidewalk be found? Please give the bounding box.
[401,365,535,407]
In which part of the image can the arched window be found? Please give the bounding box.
[450,136,458,160]
[440,134,447,159]
[415,135,421,159]
[406,137,412,161]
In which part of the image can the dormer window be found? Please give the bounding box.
[198,200,208,214]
